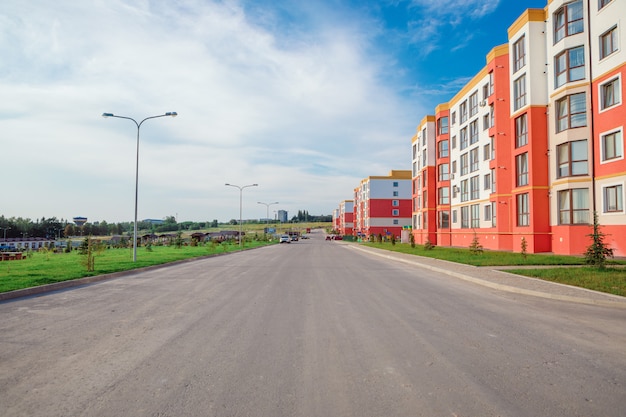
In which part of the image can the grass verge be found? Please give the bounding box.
[0,241,272,293]
[363,242,626,297]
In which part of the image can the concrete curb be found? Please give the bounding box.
[345,244,626,309]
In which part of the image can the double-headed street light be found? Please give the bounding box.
[257,201,279,230]
[102,112,178,262]
[225,183,258,247]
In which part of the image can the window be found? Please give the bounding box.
[555,46,585,88]
[393,219,399,225]
[556,93,586,132]
[452,210,458,224]
[558,188,590,224]
[599,0,613,9]
[484,204,492,221]
[513,35,526,72]
[515,114,528,147]
[461,179,469,202]
[554,0,583,43]
[483,113,490,130]
[470,176,480,200]
[393,191,399,197]
[452,160,457,174]
[492,202,497,227]
[412,143,417,159]
[460,127,468,150]
[393,181,399,187]
[482,83,489,101]
[392,209,399,216]
[517,193,530,226]
[392,200,399,206]
[600,77,621,110]
[470,120,479,145]
[438,187,449,205]
[483,143,491,161]
[489,72,494,96]
[438,140,449,158]
[604,184,623,212]
[438,116,449,135]
[484,173,491,190]
[557,139,588,177]
[516,153,529,186]
[461,206,469,228]
[471,204,480,228]
[438,163,449,181]
[438,210,450,228]
[460,153,468,176]
[491,168,496,193]
[422,151,427,167]
[602,130,623,161]
[460,101,468,123]
[451,111,457,125]
[514,75,527,110]
[422,129,427,146]
[600,26,618,59]
[469,92,478,117]
[470,148,479,173]
[451,135,457,149]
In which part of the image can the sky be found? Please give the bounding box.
[1,0,547,224]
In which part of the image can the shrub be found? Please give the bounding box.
[424,238,435,251]
[584,212,614,269]
[469,233,483,255]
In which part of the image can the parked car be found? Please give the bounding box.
[279,235,290,243]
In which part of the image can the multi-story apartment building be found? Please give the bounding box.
[338,200,354,236]
[412,116,437,245]
[409,0,625,256]
[353,170,412,240]
[546,0,626,256]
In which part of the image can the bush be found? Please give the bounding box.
[585,212,614,269]
[469,233,483,255]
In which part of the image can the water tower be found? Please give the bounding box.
[73,217,88,227]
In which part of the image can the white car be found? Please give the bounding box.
[279,235,290,243]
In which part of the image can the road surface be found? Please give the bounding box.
[1,231,625,416]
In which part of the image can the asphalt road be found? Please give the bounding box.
[1,231,625,417]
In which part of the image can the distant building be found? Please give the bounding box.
[353,170,412,239]
[277,210,288,223]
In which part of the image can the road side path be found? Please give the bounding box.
[343,243,626,309]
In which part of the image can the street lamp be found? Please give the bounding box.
[102,111,178,261]
[258,201,279,234]
[1,227,10,242]
[225,183,258,247]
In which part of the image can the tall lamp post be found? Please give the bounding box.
[102,111,178,261]
[225,183,258,247]
[1,227,10,243]
[258,201,279,232]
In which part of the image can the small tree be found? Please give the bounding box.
[584,212,614,269]
[410,232,415,249]
[520,237,528,259]
[423,238,435,251]
[174,231,184,249]
[390,234,396,245]
[469,233,483,255]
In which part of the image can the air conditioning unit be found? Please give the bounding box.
[479,100,487,107]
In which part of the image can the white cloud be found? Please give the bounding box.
[1,0,424,223]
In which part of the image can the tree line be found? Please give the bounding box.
[0,212,331,239]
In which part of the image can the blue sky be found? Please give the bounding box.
[1,0,546,223]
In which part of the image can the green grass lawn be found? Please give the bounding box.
[363,242,626,297]
[506,267,626,297]
[0,241,272,293]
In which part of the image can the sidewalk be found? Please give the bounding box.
[346,243,626,309]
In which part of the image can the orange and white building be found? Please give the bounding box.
[410,0,626,256]
[338,200,354,236]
